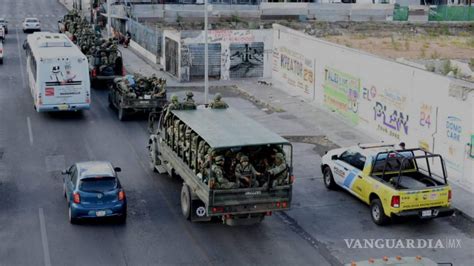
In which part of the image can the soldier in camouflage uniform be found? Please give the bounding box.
[190,133,199,170]
[164,94,181,124]
[209,93,228,109]
[211,156,238,189]
[99,52,109,72]
[264,153,288,188]
[235,155,261,188]
[182,91,196,110]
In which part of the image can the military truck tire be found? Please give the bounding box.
[118,108,127,121]
[181,184,191,220]
[370,199,390,226]
[323,167,337,190]
[108,93,114,108]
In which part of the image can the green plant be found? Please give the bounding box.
[404,39,410,51]
[430,50,440,59]
[442,60,452,75]
[426,64,436,72]
[391,35,400,50]
[466,37,474,48]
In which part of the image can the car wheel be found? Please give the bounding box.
[68,205,78,224]
[323,167,337,190]
[0,58,3,65]
[370,199,390,225]
[180,184,191,220]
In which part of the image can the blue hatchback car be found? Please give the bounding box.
[62,161,127,224]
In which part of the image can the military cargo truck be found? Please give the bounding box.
[148,106,294,225]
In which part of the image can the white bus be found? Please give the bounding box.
[24,32,90,112]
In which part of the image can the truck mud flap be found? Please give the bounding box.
[225,214,265,226]
[191,199,211,222]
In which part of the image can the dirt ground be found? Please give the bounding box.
[324,34,474,60]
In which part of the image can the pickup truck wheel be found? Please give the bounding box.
[370,199,390,225]
[118,108,126,121]
[181,184,191,220]
[323,167,337,190]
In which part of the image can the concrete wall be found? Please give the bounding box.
[163,29,273,81]
[129,39,159,64]
[272,24,474,192]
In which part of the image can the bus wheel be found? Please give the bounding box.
[180,184,191,220]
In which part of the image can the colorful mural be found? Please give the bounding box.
[323,67,360,125]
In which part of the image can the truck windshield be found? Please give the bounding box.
[80,177,117,192]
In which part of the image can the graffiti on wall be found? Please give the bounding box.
[209,30,255,43]
[323,67,360,125]
[229,42,264,79]
[419,104,433,128]
[373,102,409,140]
[278,47,314,95]
[446,116,462,142]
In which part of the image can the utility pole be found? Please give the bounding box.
[204,0,209,105]
[107,0,111,38]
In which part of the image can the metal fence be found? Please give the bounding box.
[127,19,161,57]
[429,6,474,21]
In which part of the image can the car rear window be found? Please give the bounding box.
[80,177,117,192]
[372,152,416,173]
[26,19,38,23]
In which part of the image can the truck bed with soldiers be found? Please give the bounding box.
[148,95,293,225]
[109,74,168,120]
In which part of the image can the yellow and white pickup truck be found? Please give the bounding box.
[321,144,453,225]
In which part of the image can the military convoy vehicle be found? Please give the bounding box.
[148,106,294,225]
[89,48,124,87]
[108,75,167,120]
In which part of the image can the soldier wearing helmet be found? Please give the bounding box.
[209,93,228,109]
[235,155,261,188]
[163,94,182,123]
[211,155,238,189]
[182,91,196,110]
[264,152,288,188]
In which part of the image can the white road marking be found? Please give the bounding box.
[38,208,52,266]
[27,117,34,145]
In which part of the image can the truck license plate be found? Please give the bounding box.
[421,210,432,217]
[96,211,106,217]
[58,104,69,110]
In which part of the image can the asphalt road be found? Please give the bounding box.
[0,0,473,266]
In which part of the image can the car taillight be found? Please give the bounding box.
[118,190,125,201]
[448,190,452,203]
[91,68,97,78]
[282,201,288,208]
[290,175,295,184]
[391,195,400,208]
[73,192,81,204]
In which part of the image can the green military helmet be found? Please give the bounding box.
[186,91,194,97]
[170,94,178,102]
[240,155,249,163]
[214,93,222,101]
[275,153,285,161]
